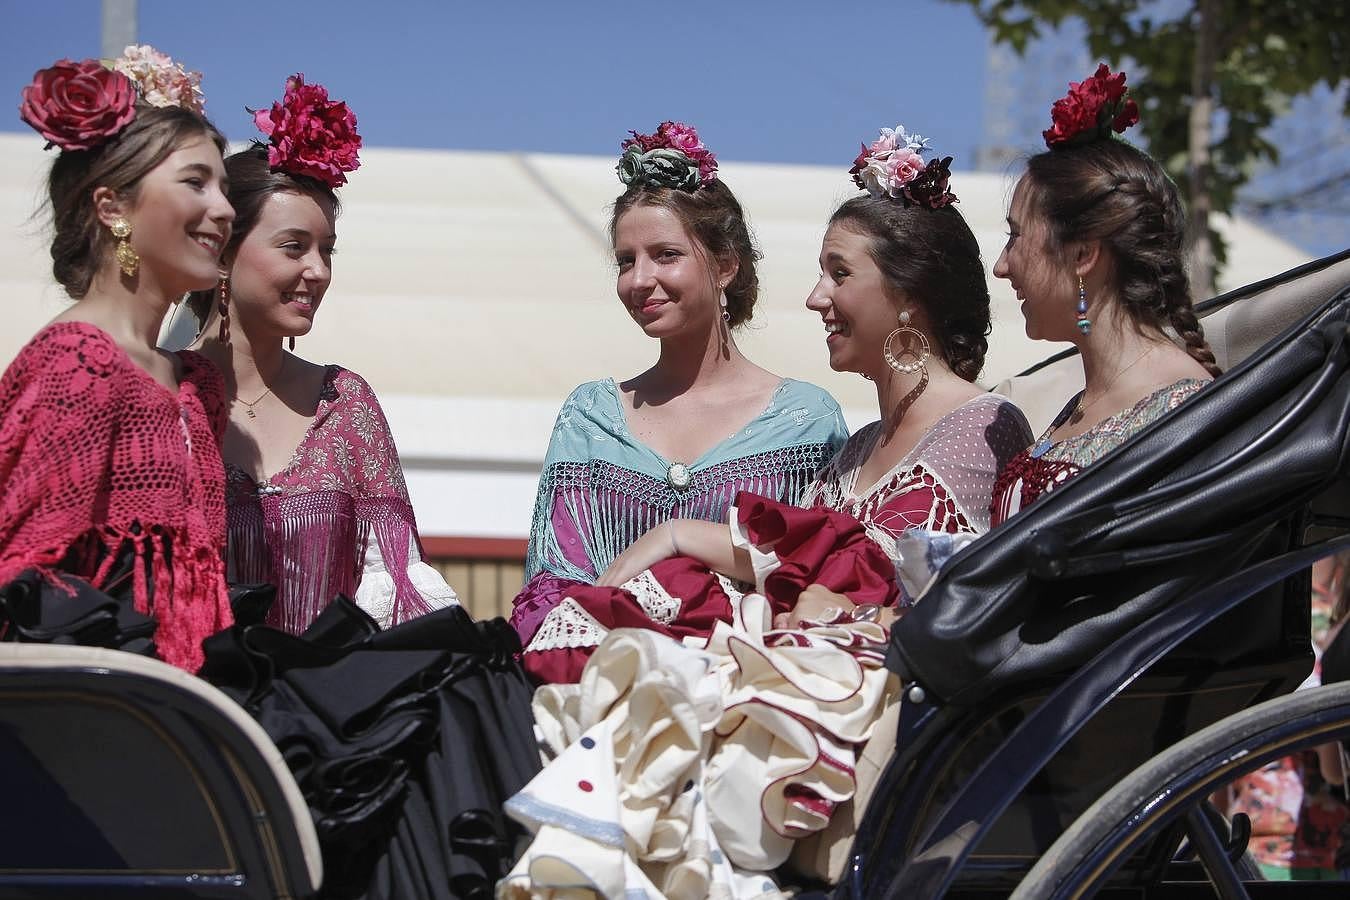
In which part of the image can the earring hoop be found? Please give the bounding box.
[110,218,139,278]
[883,309,930,376]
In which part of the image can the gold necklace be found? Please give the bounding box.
[235,387,273,419]
[1069,345,1159,425]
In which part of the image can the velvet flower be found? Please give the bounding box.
[19,59,136,151]
[618,120,718,190]
[253,74,362,189]
[1042,63,1140,149]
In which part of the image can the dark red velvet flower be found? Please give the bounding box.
[902,157,958,209]
[20,59,137,151]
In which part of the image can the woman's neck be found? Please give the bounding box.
[197,323,286,398]
[76,265,175,351]
[646,323,748,397]
[1076,303,1171,398]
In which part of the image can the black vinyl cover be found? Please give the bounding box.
[890,286,1350,708]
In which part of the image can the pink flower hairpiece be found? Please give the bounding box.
[849,125,958,209]
[19,45,202,152]
[1043,63,1140,149]
[617,121,718,190]
[253,74,361,189]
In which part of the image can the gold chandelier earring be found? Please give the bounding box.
[110,218,139,278]
[883,309,930,376]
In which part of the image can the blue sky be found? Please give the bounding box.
[2,0,996,168]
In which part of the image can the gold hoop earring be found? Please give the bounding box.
[883,309,930,376]
[110,218,139,278]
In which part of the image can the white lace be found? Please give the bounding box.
[624,569,681,624]
[527,597,607,652]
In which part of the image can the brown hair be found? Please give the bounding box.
[1023,140,1222,377]
[829,195,991,382]
[185,145,339,322]
[608,179,760,327]
[46,103,227,299]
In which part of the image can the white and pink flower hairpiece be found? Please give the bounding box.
[848,125,958,209]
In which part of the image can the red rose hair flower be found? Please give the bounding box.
[253,74,361,189]
[19,59,136,152]
[1043,63,1140,149]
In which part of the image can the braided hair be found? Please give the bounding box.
[1024,140,1222,377]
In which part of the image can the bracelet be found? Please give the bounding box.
[850,603,882,624]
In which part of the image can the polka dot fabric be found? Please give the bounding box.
[0,322,232,671]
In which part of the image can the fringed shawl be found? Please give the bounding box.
[512,378,847,641]
[0,322,233,671]
[225,366,455,634]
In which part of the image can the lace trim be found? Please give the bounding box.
[624,569,681,624]
[527,596,607,653]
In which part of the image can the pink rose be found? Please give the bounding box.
[661,121,703,154]
[884,148,926,190]
[868,132,897,156]
[20,59,137,151]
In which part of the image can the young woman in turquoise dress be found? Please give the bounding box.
[510,122,848,645]
[990,65,1222,525]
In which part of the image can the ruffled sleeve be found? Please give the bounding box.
[337,370,459,626]
[729,492,900,611]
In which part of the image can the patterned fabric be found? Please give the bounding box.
[511,378,848,643]
[225,366,456,634]
[503,594,896,899]
[990,378,1207,527]
[804,394,1032,603]
[0,322,232,671]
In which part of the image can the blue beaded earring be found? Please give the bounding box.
[1076,275,1092,335]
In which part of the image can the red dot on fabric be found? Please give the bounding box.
[578,780,594,792]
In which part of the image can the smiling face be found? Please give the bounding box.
[805,222,902,377]
[613,204,728,339]
[225,190,337,341]
[120,134,234,296]
[994,177,1079,342]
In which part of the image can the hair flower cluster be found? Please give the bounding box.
[1043,63,1140,149]
[19,45,202,153]
[849,124,957,209]
[617,121,718,191]
[112,44,204,114]
[253,74,361,189]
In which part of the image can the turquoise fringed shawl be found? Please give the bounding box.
[525,378,848,583]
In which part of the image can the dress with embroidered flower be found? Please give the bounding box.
[225,365,457,633]
[990,378,1207,527]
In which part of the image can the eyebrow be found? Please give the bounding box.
[272,227,338,241]
[824,251,849,264]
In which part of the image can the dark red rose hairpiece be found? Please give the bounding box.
[1043,63,1140,149]
[253,74,361,189]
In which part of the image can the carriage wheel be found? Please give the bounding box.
[1010,681,1350,900]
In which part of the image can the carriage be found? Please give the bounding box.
[1,249,1348,899]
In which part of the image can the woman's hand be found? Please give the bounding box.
[596,522,680,587]
[773,584,855,630]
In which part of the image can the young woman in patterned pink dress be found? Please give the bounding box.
[189,77,457,633]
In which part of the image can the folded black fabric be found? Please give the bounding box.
[199,599,540,899]
[0,568,156,655]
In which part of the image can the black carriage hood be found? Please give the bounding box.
[889,280,1350,709]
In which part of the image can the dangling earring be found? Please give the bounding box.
[217,278,230,343]
[288,336,296,351]
[1076,275,1092,335]
[719,289,730,324]
[883,309,931,376]
[110,218,139,278]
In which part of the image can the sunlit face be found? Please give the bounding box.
[123,135,233,296]
[225,190,336,341]
[993,177,1078,342]
[614,204,723,339]
[805,223,901,377]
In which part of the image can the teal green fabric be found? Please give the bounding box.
[525,378,848,583]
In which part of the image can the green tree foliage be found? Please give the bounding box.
[954,0,1350,290]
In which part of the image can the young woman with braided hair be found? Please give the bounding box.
[991,64,1220,525]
